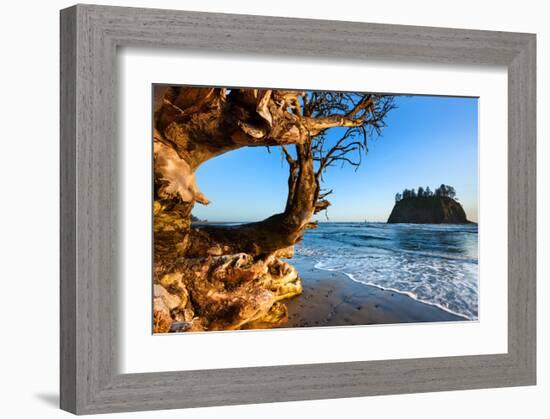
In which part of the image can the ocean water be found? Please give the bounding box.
[293,222,479,320]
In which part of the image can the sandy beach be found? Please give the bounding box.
[282,258,465,329]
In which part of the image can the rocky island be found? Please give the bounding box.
[388,184,471,224]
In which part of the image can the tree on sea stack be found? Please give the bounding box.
[388,184,470,224]
[152,87,394,332]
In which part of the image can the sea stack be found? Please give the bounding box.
[387,195,471,224]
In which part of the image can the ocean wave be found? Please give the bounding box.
[294,222,479,320]
[296,242,477,264]
[313,263,472,320]
[353,234,392,241]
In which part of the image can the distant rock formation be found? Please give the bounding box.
[190,214,207,223]
[387,196,471,224]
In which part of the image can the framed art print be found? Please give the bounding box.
[151,86,479,333]
[60,4,536,414]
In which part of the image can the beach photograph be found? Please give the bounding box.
[152,85,478,333]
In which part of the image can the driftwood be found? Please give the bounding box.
[153,86,393,332]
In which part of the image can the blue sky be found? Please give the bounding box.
[192,95,478,223]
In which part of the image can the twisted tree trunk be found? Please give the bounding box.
[153,87,319,332]
[152,86,393,332]
[154,87,322,257]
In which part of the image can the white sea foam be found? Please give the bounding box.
[294,222,479,320]
[314,263,471,320]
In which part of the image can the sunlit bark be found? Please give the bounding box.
[152,86,393,332]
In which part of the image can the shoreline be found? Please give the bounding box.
[281,258,466,329]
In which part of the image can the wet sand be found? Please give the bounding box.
[282,259,466,329]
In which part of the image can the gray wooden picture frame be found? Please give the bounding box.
[60,4,536,415]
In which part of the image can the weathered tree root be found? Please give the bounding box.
[151,86,393,333]
[153,253,302,333]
